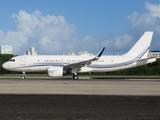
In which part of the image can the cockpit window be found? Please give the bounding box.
[10,59,15,62]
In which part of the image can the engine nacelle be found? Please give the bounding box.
[47,66,63,77]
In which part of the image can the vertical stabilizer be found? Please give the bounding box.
[124,31,153,59]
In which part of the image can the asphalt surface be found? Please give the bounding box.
[0,78,160,95]
[0,77,160,119]
[0,95,160,120]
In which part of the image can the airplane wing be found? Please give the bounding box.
[64,47,105,70]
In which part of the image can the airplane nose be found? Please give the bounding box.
[2,62,8,70]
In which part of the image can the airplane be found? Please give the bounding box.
[2,31,156,79]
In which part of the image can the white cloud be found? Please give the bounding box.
[145,2,160,18]
[0,10,77,54]
[0,30,4,37]
[1,10,131,55]
[1,2,160,55]
[127,2,160,51]
[128,2,160,29]
[77,34,133,55]
[114,34,133,49]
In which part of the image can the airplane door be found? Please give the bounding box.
[20,56,25,66]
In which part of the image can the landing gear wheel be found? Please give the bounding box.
[73,75,78,80]
[21,76,25,79]
[21,71,26,79]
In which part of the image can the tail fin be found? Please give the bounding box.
[124,31,153,59]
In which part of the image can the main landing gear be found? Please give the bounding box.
[21,71,25,79]
[71,69,79,80]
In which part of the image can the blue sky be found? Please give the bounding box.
[0,0,160,55]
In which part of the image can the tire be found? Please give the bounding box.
[73,75,78,80]
[21,76,25,79]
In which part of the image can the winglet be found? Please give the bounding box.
[97,47,105,58]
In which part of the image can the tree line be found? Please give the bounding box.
[0,54,160,75]
[108,59,160,75]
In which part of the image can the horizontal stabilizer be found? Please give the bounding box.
[136,57,156,66]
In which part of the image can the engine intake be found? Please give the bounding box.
[47,66,63,77]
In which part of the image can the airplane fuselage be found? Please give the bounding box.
[3,54,156,73]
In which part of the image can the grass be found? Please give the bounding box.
[90,75,160,79]
[0,74,160,79]
[0,74,48,78]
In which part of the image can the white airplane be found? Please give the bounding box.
[2,31,156,79]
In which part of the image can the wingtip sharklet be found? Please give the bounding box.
[97,47,105,58]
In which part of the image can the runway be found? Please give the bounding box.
[0,78,160,95]
[0,95,160,120]
[0,78,160,119]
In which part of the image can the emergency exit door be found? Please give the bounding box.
[20,56,25,66]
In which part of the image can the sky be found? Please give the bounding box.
[0,0,160,55]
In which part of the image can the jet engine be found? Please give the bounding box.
[47,66,63,77]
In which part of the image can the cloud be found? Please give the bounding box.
[114,34,133,49]
[0,30,4,36]
[0,10,77,54]
[79,34,133,55]
[127,2,160,30]
[145,2,160,18]
[1,2,160,55]
[0,10,133,55]
[127,2,160,50]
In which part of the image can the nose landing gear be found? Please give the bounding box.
[21,71,25,79]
